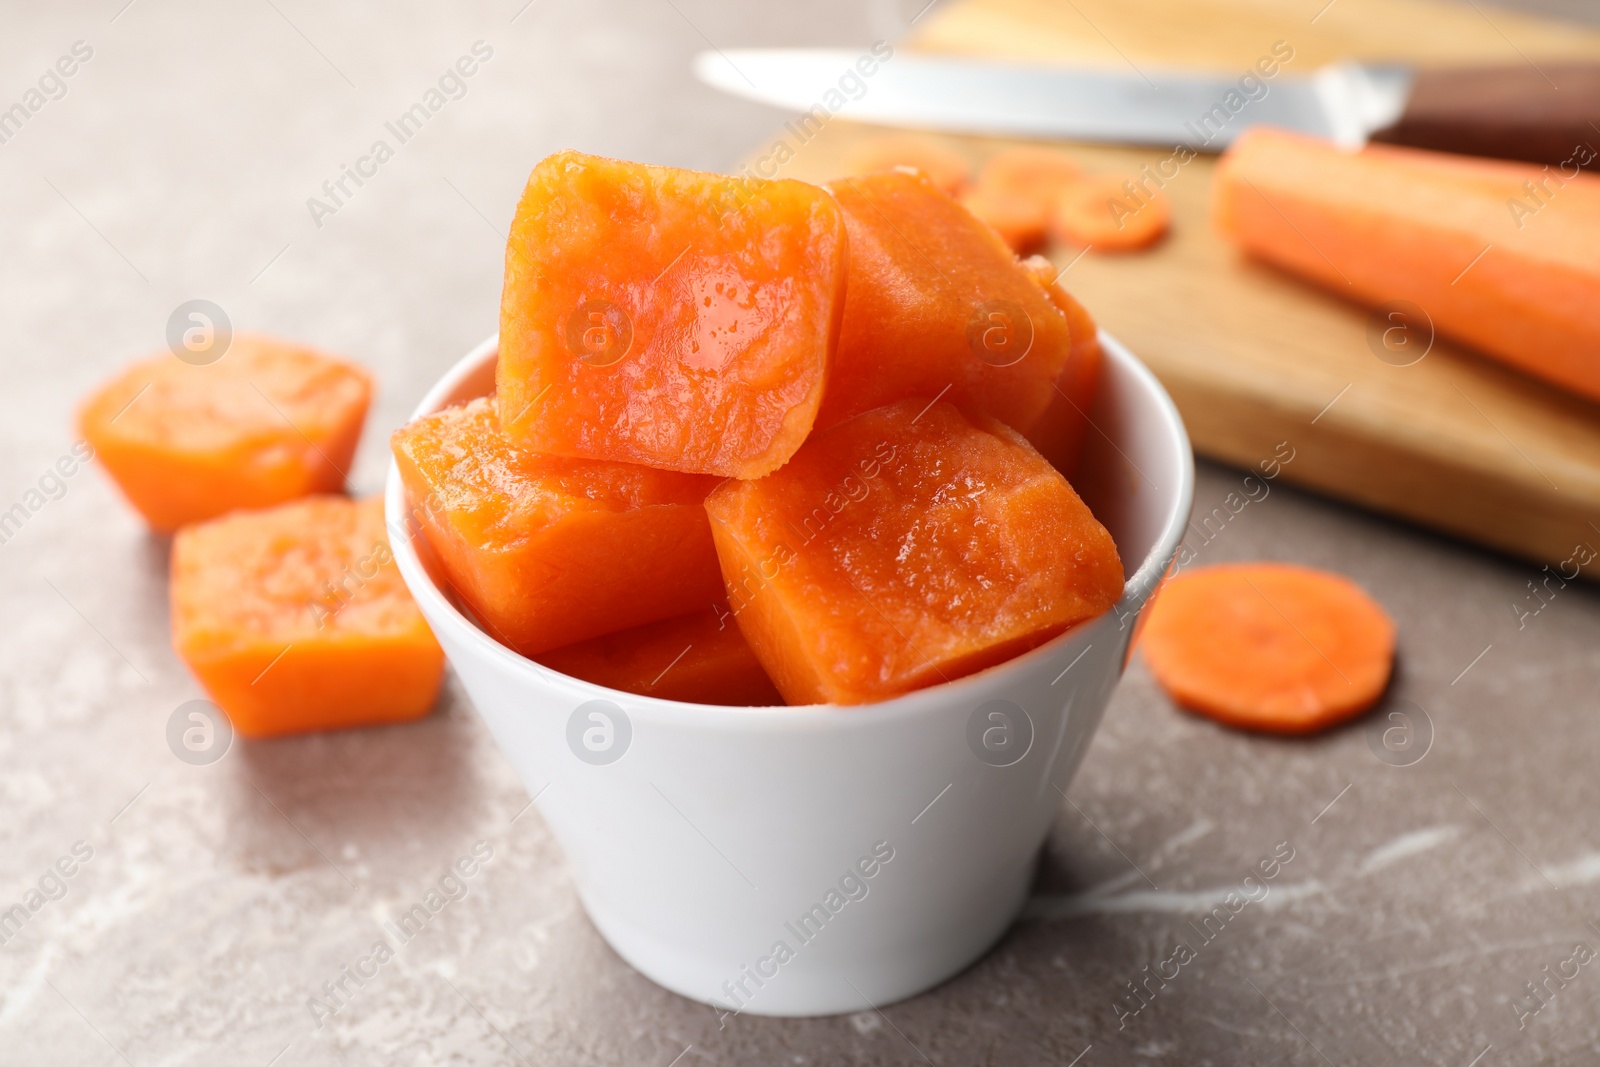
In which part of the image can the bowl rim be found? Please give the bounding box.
[385,331,1194,729]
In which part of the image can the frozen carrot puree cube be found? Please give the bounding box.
[78,333,370,533]
[497,151,848,479]
[820,170,1073,446]
[170,496,444,739]
[391,397,723,657]
[705,400,1124,705]
[537,602,784,706]
[1019,255,1105,479]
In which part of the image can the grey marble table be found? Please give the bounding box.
[4,1,1599,1063]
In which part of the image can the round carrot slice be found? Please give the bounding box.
[960,185,1048,252]
[1140,563,1395,734]
[844,134,972,197]
[977,146,1083,208]
[1051,174,1171,252]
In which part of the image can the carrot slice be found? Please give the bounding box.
[537,602,783,706]
[1140,563,1396,734]
[705,399,1123,705]
[843,134,972,196]
[1214,126,1600,403]
[170,496,444,738]
[820,169,1073,444]
[392,396,724,657]
[1051,174,1171,251]
[960,185,1049,253]
[497,151,847,479]
[977,146,1083,211]
[1018,255,1105,479]
[78,334,371,532]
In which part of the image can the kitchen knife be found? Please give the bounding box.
[694,48,1600,165]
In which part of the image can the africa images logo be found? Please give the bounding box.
[305,42,494,228]
[567,699,632,765]
[714,841,896,1024]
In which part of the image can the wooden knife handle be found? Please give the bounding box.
[1370,63,1600,167]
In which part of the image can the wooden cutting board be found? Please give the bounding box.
[759,0,1600,573]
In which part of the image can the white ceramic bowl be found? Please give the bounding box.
[386,333,1193,1017]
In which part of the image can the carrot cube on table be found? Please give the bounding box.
[170,496,444,739]
[496,151,848,479]
[391,397,724,657]
[705,399,1124,706]
[79,333,371,532]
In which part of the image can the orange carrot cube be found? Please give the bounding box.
[705,400,1124,705]
[79,333,371,532]
[819,170,1073,445]
[1019,255,1105,479]
[537,602,783,706]
[496,151,847,478]
[170,496,444,738]
[391,397,724,656]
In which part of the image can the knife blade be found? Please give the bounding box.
[694,48,1413,151]
[698,48,1600,165]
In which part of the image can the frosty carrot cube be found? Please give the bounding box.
[170,496,444,739]
[79,333,371,532]
[537,602,783,706]
[705,400,1124,705]
[820,170,1073,442]
[391,397,724,656]
[1019,255,1105,479]
[497,151,848,479]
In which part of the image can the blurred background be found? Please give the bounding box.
[4,0,1600,1063]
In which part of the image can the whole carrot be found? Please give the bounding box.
[1214,127,1600,403]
